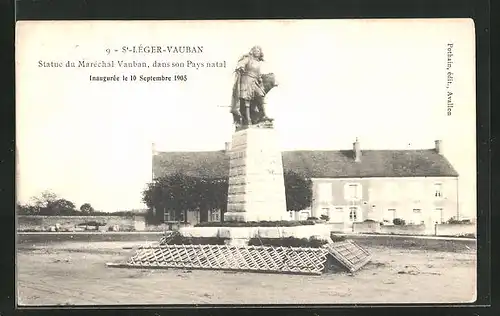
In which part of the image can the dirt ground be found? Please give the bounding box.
[17,237,476,305]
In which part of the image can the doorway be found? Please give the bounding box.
[348,207,360,223]
[200,209,208,223]
[431,208,443,225]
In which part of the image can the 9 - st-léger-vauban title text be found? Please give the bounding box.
[37,45,227,83]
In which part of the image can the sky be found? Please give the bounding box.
[16,19,476,218]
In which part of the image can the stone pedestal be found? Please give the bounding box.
[224,127,288,222]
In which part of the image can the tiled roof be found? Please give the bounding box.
[153,149,458,179]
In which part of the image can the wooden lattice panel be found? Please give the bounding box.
[123,244,329,275]
[323,240,371,272]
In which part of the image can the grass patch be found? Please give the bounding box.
[195,220,316,227]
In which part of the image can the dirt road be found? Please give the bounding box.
[17,239,476,305]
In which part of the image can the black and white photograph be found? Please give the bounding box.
[15,19,477,305]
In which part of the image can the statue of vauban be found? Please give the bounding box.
[230,46,278,129]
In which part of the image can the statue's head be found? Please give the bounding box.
[249,46,264,61]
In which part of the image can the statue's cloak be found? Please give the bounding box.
[230,54,249,115]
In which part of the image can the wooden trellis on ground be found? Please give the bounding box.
[107,240,371,275]
[323,240,372,273]
[109,244,329,275]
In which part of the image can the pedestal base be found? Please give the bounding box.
[225,126,288,222]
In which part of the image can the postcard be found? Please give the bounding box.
[16,19,476,305]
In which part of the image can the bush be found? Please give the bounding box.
[248,236,327,248]
[393,218,406,226]
[364,219,377,222]
[447,217,472,224]
[195,220,316,227]
[330,233,347,242]
[320,214,330,221]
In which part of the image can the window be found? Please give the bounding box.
[349,207,358,221]
[164,209,175,222]
[210,210,220,222]
[434,183,443,198]
[346,183,362,200]
[335,207,344,212]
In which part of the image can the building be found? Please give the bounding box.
[152,139,459,227]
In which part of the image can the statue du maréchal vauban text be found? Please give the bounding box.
[230,46,278,130]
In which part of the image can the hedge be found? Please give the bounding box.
[195,220,316,227]
[248,236,328,248]
[161,232,229,245]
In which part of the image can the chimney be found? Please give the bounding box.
[224,141,231,153]
[353,138,361,162]
[435,140,443,154]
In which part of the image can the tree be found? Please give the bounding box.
[284,170,313,212]
[192,177,228,222]
[30,190,58,210]
[23,191,78,216]
[16,202,38,215]
[39,198,77,216]
[80,203,95,215]
[142,173,188,224]
[142,173,228,224]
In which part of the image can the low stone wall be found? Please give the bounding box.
[436,223,476,237]
[380,224,428,236]
[352,222,382,234]
[17,215,146,232]
[350,222,476,237]
[179,224,331,245]
[327,222,348,233]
